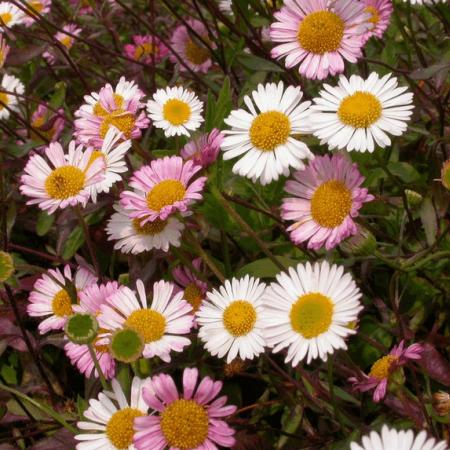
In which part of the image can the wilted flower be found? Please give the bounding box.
[180,128,223,168]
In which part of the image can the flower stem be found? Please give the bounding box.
[88,344,108,391]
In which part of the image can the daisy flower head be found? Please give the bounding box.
[65,281,122,380]
[310,72,414,152]
[133,367,237,450]
[173,257,208,314]
[0,74,24,120]
[106,204,184,254]
[222,81,314,185]
[30,103,65,143]
[20,140,105,214]
[88,126,131,202]
[147,86,204,137]
[170,19,215,74]
[196,276,267,363]
[74,76,149,147]
[75,376,149,450]
[0,34,9,69]
[350,340,423,402]
[405,0,446,4]
[123,35,169,64]
[219,0,233,14]
[0,3,25,29]
[270,0,370,80]
[264,261,363,366]
[361,0,393,43]
[350,425,448,450]
[43,24,81,64]
[98,279,194,362]
[281,154,374,251]
[27,265,97,334]
[181,128,224,168]
[120,155,207,224]
[22,0,52,27]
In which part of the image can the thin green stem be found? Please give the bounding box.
[327,358,346,433]
[88,344,108,391]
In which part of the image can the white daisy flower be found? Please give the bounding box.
[263,261,362,366]
[196,276,267,363]
[221,81,314,185]
[146,86,204,137]
[219,0,233,14]
[106,204,184,254]
[88,126,131,202]
[75,376,149,450]
[98,279,194,362]
[0,3,25,29]
[0,74,24,119]
[310,72,414,153]
[405,0,445,4]
[350,425,448,450]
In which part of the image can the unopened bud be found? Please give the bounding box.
[433,391,450,416]
[405,189,423,209]
[65,313,98,345]
[340,226,376,257]
[441,160,450,190]
[109,328,144,363]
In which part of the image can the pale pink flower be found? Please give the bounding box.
[27,265,97,334]
[29,103,65,143]
[74,76,149,147]
[120,155,207,224]
[64,281,121,380]
[350,340,424,402]
[43,24,81,64]
[361,0,393,42]
[281,154,374,250]
[133,367,236,450]
[270,0,370,80]
[22,0,51,27]
[123,35,169,64]
[170,19,215,73]
[20,140,105,214]
[180,128,223,168]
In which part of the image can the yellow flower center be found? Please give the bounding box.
[93,94,124,118]
[106,407,144,449]
[290,292,334,339]
[93,328,109,353]
[365,6,380,27]
[134,42,155,60]
[0,13,12,26]
[310,180,352,228]
[132,218,167,235]
[369,355,398,380]
[223,300,257,337]
[160,399,209,449]
[298,11,345,54]
[249,111,291,151]
[51,289,73,317]
[146,179,186,212]
[125,309,166,343]
[0,92,8,110]
[99,110,136,139]
[163,99,191,126]
[183,282,203,313]
[185,38,210,65]
[31,115,57,141]
[44,166,85,200]
[59,36,73,49]
[338,91,382,128]
[29,1,44,13]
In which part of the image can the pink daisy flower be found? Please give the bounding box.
[69,0,93,15]
[270,0,371,80]
[123,35,169,64]
[133,367,237,450]
[281,154,374,250]
[350,340,424,402]
[29,103,65,143]
[64,281,121,380]
[74,76,150,148]
[361,0,393,43]
[27,265,97,334]
[180,128,224,168]
[173,257,208,314]
[120,155,207,225]
[43,24,81,64]
[22,0,51,27]
[98,279,194,362]
[20,140,105,214]
[170,19,215,73]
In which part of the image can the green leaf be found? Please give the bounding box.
[49,82,67,109]
[409,63,449,80]
[420,197,437,246]
[387,161,420,184]
[236,257,297,278]
[237,53,284,72]
[36,211,54,236]
[212,77,232,129]
[62,226,84,260]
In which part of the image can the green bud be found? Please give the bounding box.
[65,313,98,345]
[441,160,450,190]
[340,226,376,257]
[110,328,144,363]
[405,189,423,209]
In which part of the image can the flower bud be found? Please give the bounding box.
[441,160,450,190]
[433,391,450,416]
[405,189,423,209]
[340,226,376,257]
[109,328,144,363]
[65,313,98,345]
